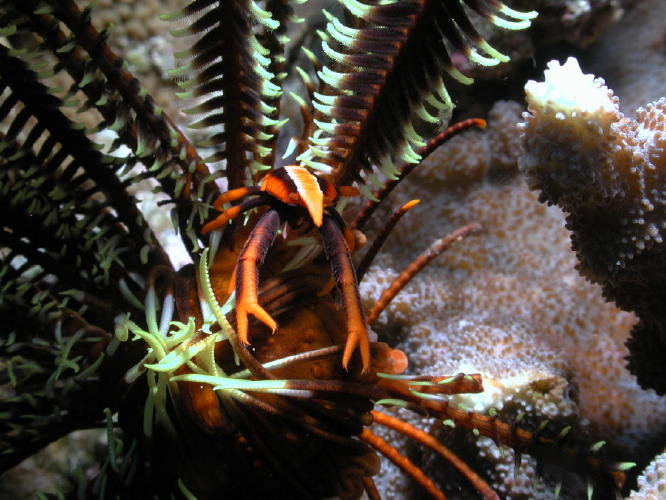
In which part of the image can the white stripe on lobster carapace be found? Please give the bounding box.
[285,165,324,227]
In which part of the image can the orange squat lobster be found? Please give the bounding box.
[202,165,372,372]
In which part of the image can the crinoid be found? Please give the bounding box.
[0,0,638,498]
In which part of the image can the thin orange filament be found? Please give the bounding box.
[367,223,481,324]
[362,476,381,500]
[360,428,447,500]
[372,410,499,500]
[356,199,420,282]
[352,118,487,230]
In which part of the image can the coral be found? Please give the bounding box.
[402,101,525,187]
[627,451,666,500]
[360,99,666,497]
[89,0,184,117]
[520,56,666,393]
[90,0,182,46]
[0,430,104,498]
[439,0,632,118]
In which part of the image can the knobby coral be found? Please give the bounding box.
[360,100,666,498]
[520,57,666,395]
[627,451,666,499]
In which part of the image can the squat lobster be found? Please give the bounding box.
[202,166,371,372]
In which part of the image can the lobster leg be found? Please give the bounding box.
[201,196,266,235]
[212,186,261,210]
[234,209,283,344]
[318,209,371,373]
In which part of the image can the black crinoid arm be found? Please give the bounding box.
[0,0,206,480]
[0,0,303,494]
[297,0,536,196]
[0,0,194,476]
[165,0,288,190]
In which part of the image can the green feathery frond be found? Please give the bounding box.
[299,0,536,191]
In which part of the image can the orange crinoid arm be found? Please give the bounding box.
[234,209,283,343]
[318,209,371,373]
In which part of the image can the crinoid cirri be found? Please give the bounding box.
[0,0,638,498]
